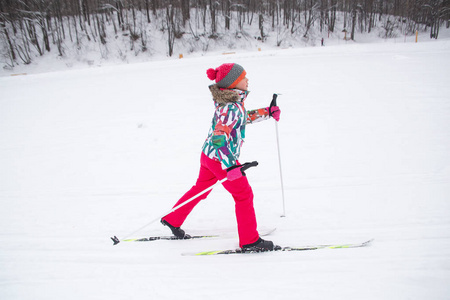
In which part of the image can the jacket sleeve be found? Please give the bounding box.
[211,104,241,169]
[246,107,271,124]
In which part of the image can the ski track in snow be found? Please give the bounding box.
[1,36,450,299]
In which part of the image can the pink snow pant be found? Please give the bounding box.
[163,153,259,247]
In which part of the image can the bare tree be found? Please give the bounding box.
[166,4,175,56]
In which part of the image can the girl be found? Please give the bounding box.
[161,63,280,251]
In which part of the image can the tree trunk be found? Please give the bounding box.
[166,5,175,56]
[210,0,216,34]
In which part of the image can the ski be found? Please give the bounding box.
[124,235,218,242]
[111,234,217,244]
[182,239,374,256]
[112,228,277,245]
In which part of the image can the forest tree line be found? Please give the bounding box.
[1,0,449,67]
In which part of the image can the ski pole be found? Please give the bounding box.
[270,94,286,217]
[111,161,259,245]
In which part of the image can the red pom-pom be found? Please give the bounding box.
[206,68,217,80]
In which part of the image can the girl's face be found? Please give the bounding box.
[235,77,249,91]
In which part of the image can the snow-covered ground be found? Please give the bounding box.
[1,33,450,299]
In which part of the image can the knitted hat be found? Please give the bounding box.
[206,63,246,89]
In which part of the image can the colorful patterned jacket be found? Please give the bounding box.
[202,84,271,169]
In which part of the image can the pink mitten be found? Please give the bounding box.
[226,166,243,181]
[267,106,281,122]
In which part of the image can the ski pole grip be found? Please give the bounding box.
[239,161,258,175]
[270,93,278,108]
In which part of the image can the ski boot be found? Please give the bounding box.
[161,219,191,239]
[241,237,276,253]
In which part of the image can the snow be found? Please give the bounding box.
[1,32,450,299]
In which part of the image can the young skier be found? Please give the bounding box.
[161,63,281,251]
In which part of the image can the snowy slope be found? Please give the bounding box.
[1,36,450,299]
